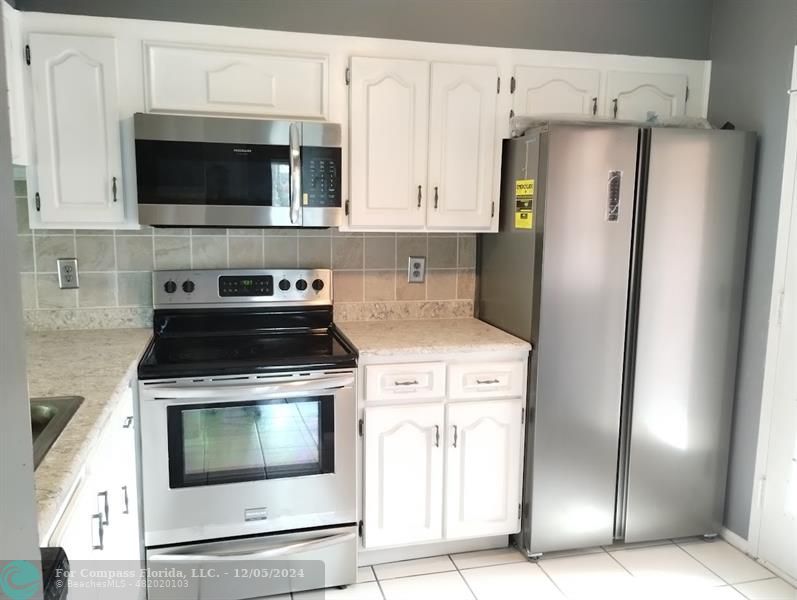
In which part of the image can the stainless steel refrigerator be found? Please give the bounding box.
[479,123,755,556]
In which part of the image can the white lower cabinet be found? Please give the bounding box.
[363,402,444,548]
[445,399,523,539]
[48,387,140,568]
[361,359,527,550]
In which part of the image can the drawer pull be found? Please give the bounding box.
[476,378,500,385]
[122,485,129,514]
[434,425,440,447]
[97,491,109,525]
[91,513,104,550]
[452,425,458,448]
[394,379,419,387]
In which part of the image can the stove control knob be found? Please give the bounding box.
[312,279,325,292]
[182,280,195,294]
[164,280,177,294]
[296,278,308,291]
[278,279,291,291]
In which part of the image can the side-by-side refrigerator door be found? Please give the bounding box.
[529,126,638,553]
[622,129,755,542]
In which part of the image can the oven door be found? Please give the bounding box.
[139,371,356,547]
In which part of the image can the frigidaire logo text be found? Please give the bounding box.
[232,148,252,153]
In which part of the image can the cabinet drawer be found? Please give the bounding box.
[366,362,446,401]
[448,361,525,399]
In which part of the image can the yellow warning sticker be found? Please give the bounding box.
[515,211,533,229]
[515,179,535,198]
[515,178,535,230]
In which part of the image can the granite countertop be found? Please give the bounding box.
[337,318,531,356]
[27,328,152,540]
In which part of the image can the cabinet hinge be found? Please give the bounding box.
[345,199,350,216]
[358,520,364,538]
[497,77,501,94]
[510,76,516,94]
[24,44,30,66]
[491,201,495,219]
[685,85,690,103]
[34,192,40,211]
[345,67,351,85]
[358,417,364,437]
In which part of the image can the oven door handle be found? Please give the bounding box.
[147,531,356,563]
[146,375,355,400]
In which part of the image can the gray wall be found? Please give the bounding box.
[707,0,797,539]
[15,0,712,59]
[0,12,41,568]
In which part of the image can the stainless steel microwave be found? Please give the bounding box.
[134,113,342,228]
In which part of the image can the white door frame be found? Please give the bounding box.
[746,46,797,559]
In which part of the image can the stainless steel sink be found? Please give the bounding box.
[30,396,83,469]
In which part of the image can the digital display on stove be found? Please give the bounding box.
[218,275,273,297]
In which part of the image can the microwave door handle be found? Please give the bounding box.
[148,531,357,563]
[144,374,355,400]
[289,122,302,225]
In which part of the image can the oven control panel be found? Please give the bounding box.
[153,269,332,307]
[219,275,273,297]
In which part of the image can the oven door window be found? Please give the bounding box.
[135,140,290,207]
[167,396,334,488]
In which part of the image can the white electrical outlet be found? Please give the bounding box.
[57,258,80,289]
[408,256,426,283]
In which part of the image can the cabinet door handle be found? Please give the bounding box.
[91,513,104,550]
[434,186,439,209]
[612,98,618,119]
[97,491,109,525]
[592,97,598,116]
[434,425,440,447]
[476,378,500,385]
[393,379,419,387]
[122,416,133,429]
[417,185,422,208]
[112,176,117,202]
[452,425,458,448]
[121,485,129,515]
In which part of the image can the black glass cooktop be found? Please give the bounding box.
[137,307,357,379]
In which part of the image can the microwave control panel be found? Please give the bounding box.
[302,147,341,208]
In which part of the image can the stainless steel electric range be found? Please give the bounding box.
[136,268,357,599]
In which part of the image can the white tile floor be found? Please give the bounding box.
[291,538,797,599]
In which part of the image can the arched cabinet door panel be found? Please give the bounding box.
[427,62,498,231]
[444,399,524,539]
[606,71,688,122]
[349,56,429,229]
[29,33,124,226]
[512,65,601,117]
[363,402,444,548]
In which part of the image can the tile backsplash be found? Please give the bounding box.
[15,178,476,330]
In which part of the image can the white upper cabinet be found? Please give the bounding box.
[445,399,524,540]
[606,71,688,122]
[349,56,430,229]
[29,33,125,226]
[512,65,600,117]
[363,402,444,548]
[349,57,500,232]
[145,43,328,119]
[427,62,498,230]
[2,3,28,165]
